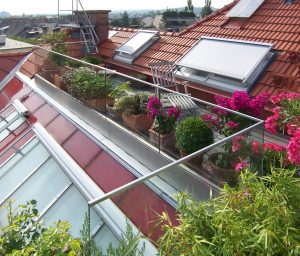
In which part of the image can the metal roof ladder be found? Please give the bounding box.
[57,0,99,54]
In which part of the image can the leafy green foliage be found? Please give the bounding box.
[0,202,147,256]
[158,170,300,255]
[201,0,213,18]
[122,11,130,28]
[175,117,214,154]
[0,200,80,255]
[114,92,151,115]
[109,82,130,102]
[82,55,103,65]
[62,67,113,100]
[41,31,67,67]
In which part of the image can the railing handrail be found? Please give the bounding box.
[32,45,263,122]
[88,120,264,207]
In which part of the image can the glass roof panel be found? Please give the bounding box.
[0,141,50,202]
[227,0,265,18]
[116,31,157,55]
[177,37,272,81]
[42,185,102,237]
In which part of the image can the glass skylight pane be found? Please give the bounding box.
[117,31,156,55]
[0,117,25,143]
[178,37,271,81]
[94,224,119,252]
[109,30,118,39]
[227,0,265,18]
[43,185,102,237]
[0,158,71,225]
[0,142,50,202]
[0,111,18,130]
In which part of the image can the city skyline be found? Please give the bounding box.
[1,0,233,15]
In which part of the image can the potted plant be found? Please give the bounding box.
[63,66,113,112]
[127,72,148,88]
[202,91,269,185]
[175,117,214,168]
[106,81,130,120]
[114,92,153,132]
[40,31,67,85]
[147,96,180,150]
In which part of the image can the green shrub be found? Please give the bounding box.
[175,117,214,154]
[114,92,151,115]
[0,200,80,255]
[62,67,112,100]
[82,55,103,65]
[158,169,300,255]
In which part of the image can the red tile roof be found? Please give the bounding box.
[0,52,29,81]
[99,0,300,97]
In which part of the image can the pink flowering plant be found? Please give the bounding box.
[202,91,269,172]
[147,96,180,134]
[265,92,300,135]
[214,135,263,173]
[203,91,269,137]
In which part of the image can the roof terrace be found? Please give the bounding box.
[1,46,265,252]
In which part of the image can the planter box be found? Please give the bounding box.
[41,66,59,84]
[149,129,176,151]
[208,153,238,186]
[180,151,204,171]
[106,102,122,121]
[122,113,153,132]
[54,74,67,91]
[86,98,108,112]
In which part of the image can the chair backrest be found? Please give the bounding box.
[149,61,179,92]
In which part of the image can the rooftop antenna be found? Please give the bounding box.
[57,0,99,54]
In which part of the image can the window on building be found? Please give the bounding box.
[114,30,159,64]
[175,37,274,93]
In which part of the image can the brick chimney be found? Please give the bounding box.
[80,10,110,44]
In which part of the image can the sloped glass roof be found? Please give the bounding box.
[0,104,118,248]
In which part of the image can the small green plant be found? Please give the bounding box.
[0,200,80,255]
[0,201,147,256]
[114,92,151,115]
[158,169,300,255]
[82,55,103,65]
[109,82,130,103]
[41,31,67,68]
[175,117,214,154]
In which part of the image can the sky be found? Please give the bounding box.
[1,0,233,15]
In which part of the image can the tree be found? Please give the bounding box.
[122,11,130,28]
[186,0,194,12]
[201,0,213,18]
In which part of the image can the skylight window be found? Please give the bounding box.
[175,37,273,93]
[114,30,159,64]
[227,0,265,18]
[108,30,118,39]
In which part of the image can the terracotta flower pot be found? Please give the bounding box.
[149,129,176,151]
[54,74,67,91]
[180,151,204,170]
[106,102,122,121]
[41,66,59,84]
[122,113,153,132]
[208,153,238,186]
[86,98,108,112]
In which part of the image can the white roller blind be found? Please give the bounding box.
[178,37,271,81]
[117,31,156,54]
